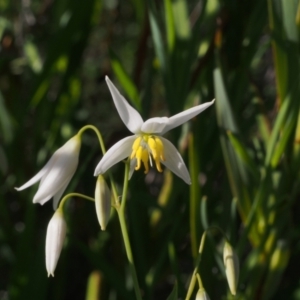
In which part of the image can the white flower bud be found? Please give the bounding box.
[223,241,239,295]
[196,288,211,300]
[46,210,67,277]
[95,176,111,230]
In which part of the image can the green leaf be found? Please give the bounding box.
[164,0,175,53]
[172,0,190,40]
[265,93,294,166]
[282,0,299,42]
[227,131,260,179]
[109,50,141,111]
[148,0,167,73]
[0,90,13,143]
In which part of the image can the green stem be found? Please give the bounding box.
[58,192,94,212]
[185,232,207,300]
[115,161,142,300]
[77,124,106,155]
[196,273,203,289]
[77,124,118,201]
[185,226,230,300]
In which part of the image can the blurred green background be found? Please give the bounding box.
[1,0,300,299]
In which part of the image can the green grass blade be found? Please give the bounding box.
[109,50,141,111]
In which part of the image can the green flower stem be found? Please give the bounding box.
[77,125,106,155]
[58,192,94,212]
[185,226,229,299]
[185,232,207,300]
[196,273,203,289]
[115,161,142,300]
[77,124,118,201]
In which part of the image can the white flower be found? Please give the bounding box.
[94,76,215,184]
[15,135,81,209]
[223,241,239,295]
[45,209,67,277]
[95,175,112,230]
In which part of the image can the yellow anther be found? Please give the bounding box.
[135,146,143,170]
[154,157,163,172]
[130,135,165,174]
[130,137,142,159]
[154,137,165,161]
[141,149,149,174]
[148,137,158,159]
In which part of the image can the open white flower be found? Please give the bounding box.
[94,76,215,184]
[15,135,81,209]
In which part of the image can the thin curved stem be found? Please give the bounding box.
[77,124,118,201]
[58,192,94,212]
[77,124,106,155]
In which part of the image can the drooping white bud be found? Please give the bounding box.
[45,209,67,277]
[95,176,111,230]
[196,288,211,300]
[223,241,239,295]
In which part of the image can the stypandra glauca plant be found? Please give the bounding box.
[16,77,237,298]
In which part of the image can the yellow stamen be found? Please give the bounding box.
[130,137,142,159]
[135,146,143,170]
[130,135,165,174]
[154,137,165,161]
[141,149,149,174]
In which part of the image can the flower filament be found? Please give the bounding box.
[130,135,165,174]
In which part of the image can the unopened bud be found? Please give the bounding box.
[46,209,67,277]
[196,288,211,300]
[223,241,239,295]
[95,176,111,230]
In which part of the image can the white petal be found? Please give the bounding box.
[33,151,79,204]
[94,136,136,175]
[14,158,54,191]
[140,117,169,134]
[160,137,191,184]
[160,99,215,135]
[46,211,67,277]
[52,177,72,210]
[129,158,136,179]
[105,76,144,134]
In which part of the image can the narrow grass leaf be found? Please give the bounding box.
[172,0,190,39]
[148,0,166,73]
[0,91,13,143]
[164,0,175,53]
[227,131,260,179]
[109,50,141,111]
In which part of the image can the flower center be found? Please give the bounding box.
[130,135,166,174]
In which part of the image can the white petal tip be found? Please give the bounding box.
[32,199,45,205]
[94,169,101,176]
[15,187,21,191]
[47,272,54,277]
[100,226,106,231]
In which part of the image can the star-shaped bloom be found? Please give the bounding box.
[94,77,215,184]
[15,135,81,209]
